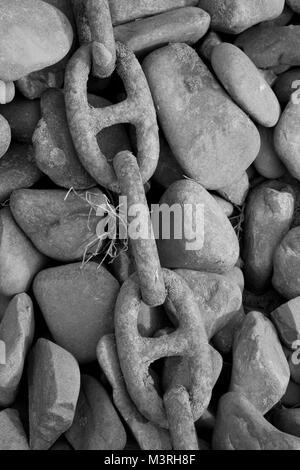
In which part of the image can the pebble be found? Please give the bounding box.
[108,0,199,25]
[0,98,41,143]
[281,380,300,407]
[0,0,73,81]
[198,0,285,34]
[0,293,34,406]
[235,25,300,71]
[0,114,11,158]
[213,392,300,450]
[254,126,286,179]
[33,262,119,363]
[143,43,260,190]
[274,95,300,181]
[0,409,29,450]
[10,188,107,262]
[243,181,295,293]
[270,297,300,348]
[157,180,240,273]
[28,338,80,450]
[211,43,281,127]
[230,311,290,414]
[273,227,300,299]
[65,375,126,450]
[0,143,41,203]
[0,207,46,296]
[114,7,210,57]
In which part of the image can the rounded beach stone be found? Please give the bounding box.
[65,375,126,450]
[287,0,300,14]
[0,207,46,296]
[211,43,280,127]
[235,25,300,70]
[10,188,107,262]
[0,293,34,407]
[230,311,290,414]
[272,408,300,437]
[0,409,29,450]
[273,69,300,104]
[254,126,285,179]
[274,98,300,181]
[0,144,41,203]
[174,269,242,339]
[270,297,300,348]
[198,0,285,34]
[0,0,73,81]
[0,114,11,158]
[28,338,80,450]
[273,227,300,299]
[157,180,240,273]
[108,0,199,25]
[213,392,300,450]
[243,181,295,293]
[33,262,119,363]
[114,7,210,58]
[217,172,249,206]
[0,98,40,143]
[143,43,260,191]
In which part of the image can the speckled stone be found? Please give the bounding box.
[0,293,34,407]
[0,409,29,450]
[65,375,126,450]
[33,262,119,363]
[157,180,240,273]
[28,338,80,450]
[10,188,108,262]
[230,311,290,414]
[273,227,300,299]
[0,98,40,143]
[198,0,284,34]
[270,297,300,349]
[0,207,46,296]
[213,392,300,450]
[235,25,300,70]
[243,181,295,293]
[0,144,41,203]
